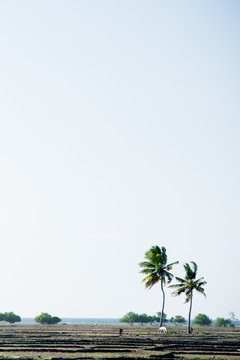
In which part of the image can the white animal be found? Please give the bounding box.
[158,326,167,333]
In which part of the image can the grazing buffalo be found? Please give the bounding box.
[158,326,167,333]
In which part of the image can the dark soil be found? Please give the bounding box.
[0,324,239,360]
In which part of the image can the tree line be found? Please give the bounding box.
[0,312,61,325]
[120,312,236,327]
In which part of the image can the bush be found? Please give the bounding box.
[215,317,234,327]
[193,313,212,326]
[170,315,186,325]
[137,313,150,324]
[34,312,61,325]
[1,312,21,324]
[119,312,139,324]
[119,312,167,324]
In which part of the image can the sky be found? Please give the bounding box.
[0,0,240,320]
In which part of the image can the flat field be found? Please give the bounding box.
[0,324,239,360]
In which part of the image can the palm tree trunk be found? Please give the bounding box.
[160,278,165,327]
[187,292,193,334]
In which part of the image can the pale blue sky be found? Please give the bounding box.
[0,0,240,320]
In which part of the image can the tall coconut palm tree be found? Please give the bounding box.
[139,246,178,327]
[169,261,206,334]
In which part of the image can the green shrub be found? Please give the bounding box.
[193,313,212,326]
[170,315,186,325]
[34,312,61,325]
[1,312,21,324]
[214,317,234,327]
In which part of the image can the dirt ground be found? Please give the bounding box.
[0,324,239,360]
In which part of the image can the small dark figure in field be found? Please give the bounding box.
[119,328,123,336]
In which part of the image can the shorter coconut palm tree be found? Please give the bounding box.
[169,261,206,334]
[139,246,179,327]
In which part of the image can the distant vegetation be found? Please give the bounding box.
[215,317,234,327]
[0,312,21,324]
[120,312,167,324]
[34,312,61,325]
[193,313,212,326]
[170,315,186,325]
[119,311,238,328]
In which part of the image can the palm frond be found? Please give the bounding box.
[165,261,179,270]
[191,261,198,272]
[143,274,159,288]
[184,262,197,280]
[195,286,206,296]
[139,262,157,276]
[171,286,187,296]
[169,283,183,289]
[195,277,207,287]
[174,276,186,283]
[139,261,156,268]
[165,270,174,283]
[140,269,157,275]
